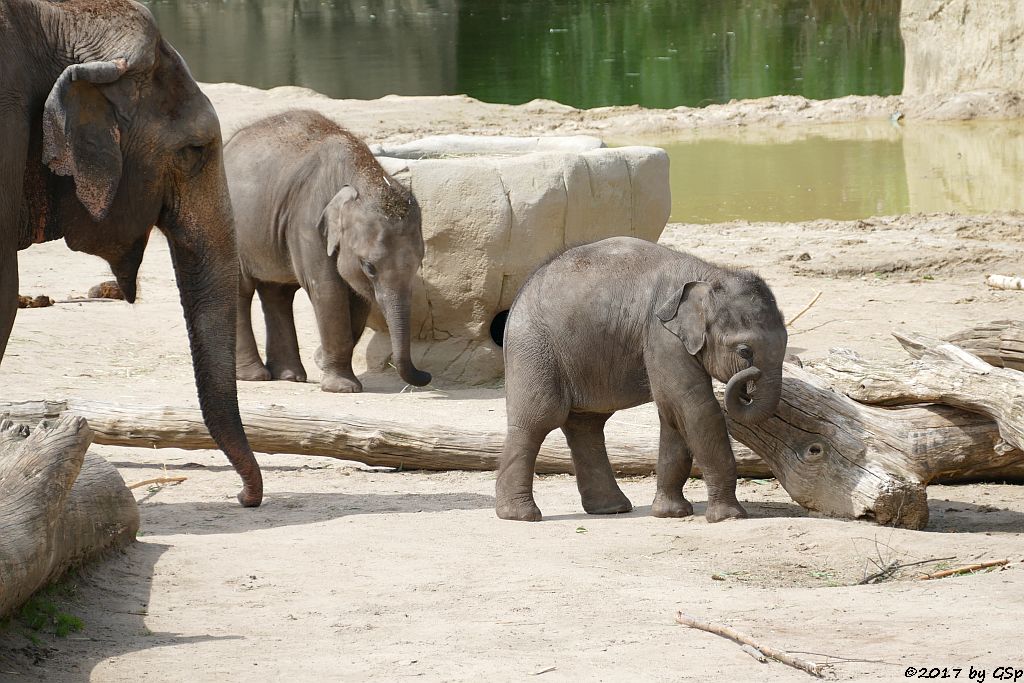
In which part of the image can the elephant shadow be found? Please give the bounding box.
[137,491,496,536]
[0,541,240,682]
[540,499,809,522]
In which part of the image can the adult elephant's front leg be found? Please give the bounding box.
[656,381,746,523]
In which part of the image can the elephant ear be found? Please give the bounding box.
[318,185,359,257]
[42,59,129,222]
[655,281,712,355]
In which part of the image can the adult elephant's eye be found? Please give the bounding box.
[361,260,377,278]
[178,144,208,176]
[737,345,753,361]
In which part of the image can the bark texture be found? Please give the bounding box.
[0,415,139,618]
[945,320,1024,371]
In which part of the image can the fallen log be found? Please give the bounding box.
[0,416,139,618]
[816,331,1024,454]
[0,398,767,478]
[944,320,1024,371]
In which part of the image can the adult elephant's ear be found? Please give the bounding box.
[655,281,712,355]
[42,59,129,222]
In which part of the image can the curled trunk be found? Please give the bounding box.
[724,366,781,425]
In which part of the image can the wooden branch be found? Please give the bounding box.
[0,416,139,618]
[0,398,771,479]
[986,274,1024,291]
[917,559,1009,580]
[816,331,1024,453]
[675,612,824,677]
[944,320,1024,371]
[126,476,188,490]
[786,291,822,328]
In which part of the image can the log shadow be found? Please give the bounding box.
[0,541,240,682]
[137,491,495,536]
[924,498,1024,534]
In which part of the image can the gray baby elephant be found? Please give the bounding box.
[226,110,431,392]
[497,237,787,522]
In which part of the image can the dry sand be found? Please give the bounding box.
[2,92,1024,682]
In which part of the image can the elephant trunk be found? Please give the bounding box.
[163,175,263,507]
[378,289,431,387]
[724,365,781,425]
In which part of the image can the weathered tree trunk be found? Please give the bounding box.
[0,416,139,618]
[5,385,1022,531]
[815,331,1024,454]
[945,320,1024,371]
[0,398,767,478]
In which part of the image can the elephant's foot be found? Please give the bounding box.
[237,362,271,382]
[321,371,363,393]
[651,492,694,518]
[705,500,748,523]
[581,489,633,515]
[237,486,263,508]
[269,363,307,383]
[496,495,543,522]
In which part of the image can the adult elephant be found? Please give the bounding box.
[0,0,262,506]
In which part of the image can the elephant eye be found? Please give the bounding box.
[737,345,753,361]
[178,144,208,176]
[361,260,377,278]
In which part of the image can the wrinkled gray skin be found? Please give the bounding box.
[0,0,262,506]
[497,237,787,523]
[226,111,431,392]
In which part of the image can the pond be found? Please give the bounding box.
[142,0,903,109]
[625,120,1024,224]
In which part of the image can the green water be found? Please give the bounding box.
[141,0,903,109]
[638,121,1024,224]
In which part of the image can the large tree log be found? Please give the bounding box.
[0,416,139,618]
[4,389,1020,530]
[816,331,1024,454]
[0,398,771,478]
[944,320,1024,371]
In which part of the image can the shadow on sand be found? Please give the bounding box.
[0,542,238,682]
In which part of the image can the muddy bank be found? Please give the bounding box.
[203,82,1024,146]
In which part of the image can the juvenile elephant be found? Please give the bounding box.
[226,110,431,392]
[496,237,787,523]
[0,0,262,506]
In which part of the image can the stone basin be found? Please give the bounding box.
[359,135,670,385]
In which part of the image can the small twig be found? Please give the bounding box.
[786,291,822,328]
[530,666,556,676]
[127,476,187,490]
[675,612,824,677]
[741,644,768,663]
[858,556,957,585]
[917,559,1009,580]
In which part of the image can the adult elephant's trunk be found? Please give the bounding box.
[724,365,781,426]
[162,167,263,507]
[377,288,431,387]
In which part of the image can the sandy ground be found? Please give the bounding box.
[2,91,1024,681]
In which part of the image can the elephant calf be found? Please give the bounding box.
[497,237,787,523]
[226,110,431,392]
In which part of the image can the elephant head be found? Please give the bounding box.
[30,2,262,506]
[320,182,432,387]
[656,272,787,425]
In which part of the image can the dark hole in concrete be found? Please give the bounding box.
[490,309,510,347]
